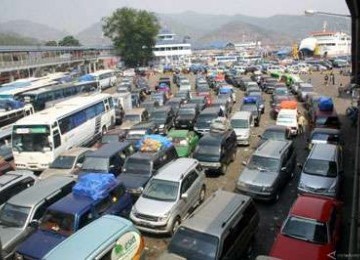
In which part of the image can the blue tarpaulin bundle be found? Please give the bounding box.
[78,74,96,82]
[135,134,173,151]
[0,99,25,110]
[73,173,117,200]
[219,87,232,94]
[318,97,334,111]
[243,96,257,104]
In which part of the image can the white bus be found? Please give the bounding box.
[90,69,117,91]
[0,103,34,128]
[12,93,115,171]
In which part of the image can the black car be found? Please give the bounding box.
[188,96,207,111]
[208,98,232,117]
[193,130,237,175]
[166,97,184,115]
[257,125,290,147]
[174,103,200,129]
[240,103,261,126]
[149,106,175,134]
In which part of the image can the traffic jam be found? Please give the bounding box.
[0,59,353,259]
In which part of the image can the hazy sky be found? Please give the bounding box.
[1,0,350,33]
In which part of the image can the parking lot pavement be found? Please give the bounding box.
[110,70,354,258]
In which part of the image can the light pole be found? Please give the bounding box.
[304,9,350,18]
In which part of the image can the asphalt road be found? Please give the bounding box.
[109,69,354,259]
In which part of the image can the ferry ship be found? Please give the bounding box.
[299,30,351,57]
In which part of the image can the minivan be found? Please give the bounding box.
[15,174,133,260]
[81,141,135,176]
[130,158,206,235]
[159,190,260,260]
[237,140,296,202]
[193,130,237,174]
[119,144,178,197]
[0,170,37,206]
[42,215,145,260]
[231,111,253,145]
[194,107,224,134]
[0,176,75,259]
[298,143,342,198]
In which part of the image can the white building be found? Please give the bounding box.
[153,30,192,66]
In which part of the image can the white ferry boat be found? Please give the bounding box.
[299,30,351,57]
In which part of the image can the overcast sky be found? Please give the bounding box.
[1,0,350,33]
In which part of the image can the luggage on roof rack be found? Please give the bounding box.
[318,97,334,111]
[73,173,117,200]
[135,134,173,152]
[210,117,232,133]
[243,96,257,104]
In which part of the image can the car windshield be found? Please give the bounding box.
[262,129,287,140]
[247,155,280,172]
[195,144,220,156]
[241,104,257,112]
[82,157,109,172]
[142,179,179,202]
[168,227,218,260]
[197,115,215,124]
[282,216,328,244]
[40,210,75,236]
[231,119,248,128]
[101,134,119,144]
[50,155,76,169]
[12,125,52,152]
[179,109,195,116]
[123,157,151,175]
[0,203,31,227]
[303,159,338,177]
[124,114,141,122]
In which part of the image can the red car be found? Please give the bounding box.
[270,195,341,260]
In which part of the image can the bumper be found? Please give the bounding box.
[198,161,221,170]
[131,217,171,234]
[298,188,336,198]
[289,128,298,135]
[194,127,210,135]
[237,137,250,145]
[236,186,276,201]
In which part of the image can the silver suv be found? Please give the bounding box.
[236,139,296,202]
[130,158,206,235]
[298,143,342,198]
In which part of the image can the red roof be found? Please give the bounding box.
[290,195,335,222]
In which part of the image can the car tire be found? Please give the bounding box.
[199,186,206,204]
[171,217,181,235]
[220,163,228,175]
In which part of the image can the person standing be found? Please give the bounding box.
[332,72,335,85]
[324,74,329,86]
[297,112,307,135]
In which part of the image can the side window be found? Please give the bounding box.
[188,170,199,186]
[33,203,49,220]
[76,153,86,164]
[180,176,191,194]
[0,178,34,205]
[94,196,112,215]
[78,210,93,229]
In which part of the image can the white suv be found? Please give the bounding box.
[130,158,206,235]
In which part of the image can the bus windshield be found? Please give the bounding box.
[12,125,52,152]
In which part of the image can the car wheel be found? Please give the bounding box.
[101,126,107,136]
[220,163,228,175]
[199,186,206,204]
[171,217,181,235]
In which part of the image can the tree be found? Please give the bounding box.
[45,40,58,46]
[58,36,81,46]
[102,7,160,67]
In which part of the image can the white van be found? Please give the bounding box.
[276,109,298,136]
[230,111,253,145]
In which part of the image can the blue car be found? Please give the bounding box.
[15,174,133,260]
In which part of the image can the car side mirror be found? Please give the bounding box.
[242,161,247,166]
[28,219,40,229]
[281,167,287,172]
[297,163,303,169]
[76,163,82,168]
[181,193,188,200]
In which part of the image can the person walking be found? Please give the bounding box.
[332,72,335,85]
[324,74,329,86]
[297,112,307,135]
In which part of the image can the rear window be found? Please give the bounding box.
[303,158,338,177]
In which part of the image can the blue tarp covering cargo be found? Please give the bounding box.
[78,74,96,82]
[135,134,173,151]
[318,97,334,111]
[73,173,117,200]
[243,96,258,104]
[0,99,25,110]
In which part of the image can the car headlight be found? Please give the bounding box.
[298,181,306,189]
[158,211,170,222]
[131,206,138,216]
[129,187,144,194]
[14,253,23,260]
[262,186,274,192]
[237,180,247,188]
[159,124,165,128]
[189,120,192,124]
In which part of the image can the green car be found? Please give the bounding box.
[167,130,199,158]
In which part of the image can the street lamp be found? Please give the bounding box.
[304,9,350,18]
